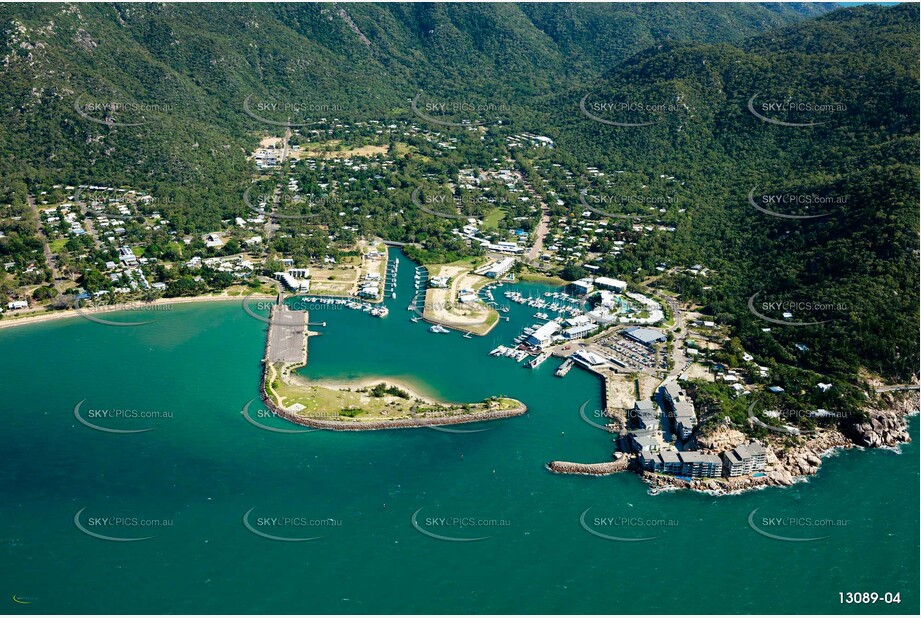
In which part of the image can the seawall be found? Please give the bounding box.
[546,457,632,476]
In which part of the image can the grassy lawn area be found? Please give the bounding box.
[392,142,414,156]
[275,380,418,420]
[442,255,488,269]
[393,141,428,162]
[519,270,566,285]
[271,374,521,422]
[305,141,388,159]
[481,207,506,231]
[50,239,67,252]
[310,254,361,295]
[223,285,255,297]
[421,264,499,336]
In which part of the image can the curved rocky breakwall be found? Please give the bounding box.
[260,380,526,431]
[546,458,632,476]
[260,304,527,430]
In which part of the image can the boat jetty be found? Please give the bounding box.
[489,344,530,363]
[555,358,574,377]
[299,295,388,318]
[503,289,585,317]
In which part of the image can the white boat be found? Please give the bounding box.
[528,352,550,368]
[555,358,574,377]
[429,324,450,334]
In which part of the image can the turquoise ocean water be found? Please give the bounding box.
[1,250,917,614]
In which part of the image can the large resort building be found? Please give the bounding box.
[632,400,661,431]
[640,450,723,479]
[594,276,628,292]
[274,269,310,292]
[485,257,516,279]
[639,441,768,479]
[628,383,768,480]
[721,443,768,477]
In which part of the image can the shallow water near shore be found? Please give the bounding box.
[1,249,918,614]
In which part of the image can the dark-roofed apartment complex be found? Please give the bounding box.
[721,442,768,477]
[640,450,723,479]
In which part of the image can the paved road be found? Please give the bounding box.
[875,384,920,393]
[514,169,550,264]
[656,290,689,388]
[265,125,292,243]
[526,199,550,263]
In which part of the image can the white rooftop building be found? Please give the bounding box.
[594,277,627,292]
[526,321,561,347]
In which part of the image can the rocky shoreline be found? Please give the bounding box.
[547,389,917,495]
[643,389,918,495]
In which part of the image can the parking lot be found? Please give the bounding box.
[267,308,308,363]
[593,331,667,370]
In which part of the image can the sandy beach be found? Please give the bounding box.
[287,373,447,406]
[0,293,275,331]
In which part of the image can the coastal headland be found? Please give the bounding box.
[554,367,918,494]
[260,302,526,430]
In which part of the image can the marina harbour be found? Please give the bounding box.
[0,247,917,614]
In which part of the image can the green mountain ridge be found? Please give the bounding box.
[0,2,832,193]
[545,3,919,382]
[0,2,917,390]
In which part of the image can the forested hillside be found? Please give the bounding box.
[543,2,919,381]
[0,2,830,199]
[0,2,916,388]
